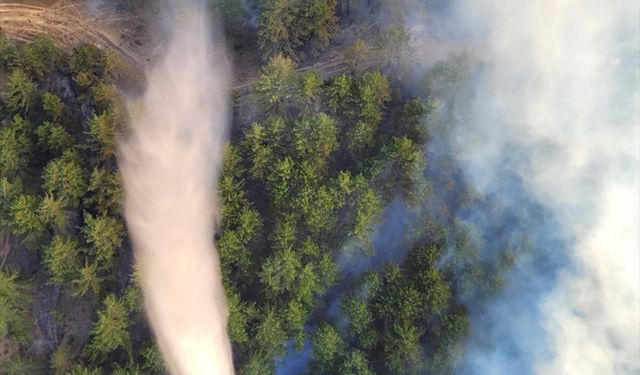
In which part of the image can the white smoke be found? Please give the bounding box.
[451,0,640,373]
[118,1,234,374]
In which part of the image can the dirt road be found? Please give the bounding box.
[0,1,471,91]
[0,1,148,68]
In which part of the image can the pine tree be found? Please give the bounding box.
[88,294,131,358]
[5,69,37,113]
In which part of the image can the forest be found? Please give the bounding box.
[0,0,526,374]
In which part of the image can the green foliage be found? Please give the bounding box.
[260,248,301,297]
[44,235,81,285]
[0,33,15,68]
[241,123,270,180]
[253,54,297,114]
[326,71,391,126]
[41,92,64,121]
[354,70,391,124]
[258,0,302,60]
[302,0,338,53]
[299,185,338,236]
[242,117,286,179]
[266,156,295,208]
[50,342,74,375]
[91,82,120,114]
[311,324,344,372]
[42,150,87,205]
[224,47,478,375]
[294,263,323,305]
[382,136,427,202]
[345,39,370,72]
[294,70,322,112]
[240,354,272,375]
[38,193,71,232]
[67,365,104,375]
[72,261,104,298]
[325,74,351,114]
[226,291,255,344]
[394,98,437,143]
[12,35,62,79]
[88,112,120,160]
[257,0,337,60]
[5,68,38,113]
[11,194,46,249]
[0,355,45,375]
[292,113,337,174]
[322,235,466,373]
[71,44,107,91]
[0,115,33,178]
[111,364,142,375]
[0,271,31,344]
[337,349,374,375]
[406,244,450,314]
[35,121,73,155]
[140,345,167,374]
[0,30,499,375]
[122,269,143,315]
[216,153,262,279]
[341,295,372,335]
[83,212,125,263]
[284,299,306,348]
[0,177,24,229]
[253,308,287,361]
[424,52,473,100]
[217,224,256,280]
[376,25,411,69]
[86,167,122,214]
[427,309,469,373]
[349,187,383,243]
[346,120,376,155]
[381,320,423,372]
[88,294,131,358]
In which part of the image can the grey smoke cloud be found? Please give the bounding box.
[118,1,234,374]
[448,0,640,373]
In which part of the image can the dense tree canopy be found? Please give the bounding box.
[257,0,338,60]
[0,36,145,373]
[0,10,517,373]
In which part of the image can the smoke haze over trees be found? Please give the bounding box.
[0,0,637,374]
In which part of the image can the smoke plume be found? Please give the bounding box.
[449,0,640,373]
[118,1,234,374]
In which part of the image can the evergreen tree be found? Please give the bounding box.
[253,54,297,114]
[35,121,73,156]
[72,261,104,298]
[42,150,87,205]
[5,68,37,114]
[88,294,131,358]
[0,115,33,178]
[44,235,81,285]
[11,194,46,249]
[41,92,64,121]
[83,213,125,263]
[0,271,31,344]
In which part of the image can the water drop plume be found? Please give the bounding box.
[118,1,234,374]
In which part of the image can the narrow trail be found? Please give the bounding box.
[0,1,471,92]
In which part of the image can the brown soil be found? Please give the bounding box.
[0,0,150,69]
